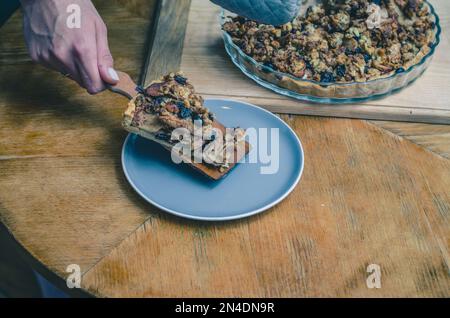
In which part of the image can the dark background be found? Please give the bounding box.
[0,223,42,297]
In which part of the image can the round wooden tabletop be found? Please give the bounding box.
[0,0,449,297]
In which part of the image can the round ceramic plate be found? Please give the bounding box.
[122,99,304,221]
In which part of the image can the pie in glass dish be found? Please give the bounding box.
[221,0,441,103]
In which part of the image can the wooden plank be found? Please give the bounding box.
[141,0,192,86]
[180,0,450,124]
[0,0,159,283]
[0,222,42,297]
[370,121,450,159]
[81,116,450,297]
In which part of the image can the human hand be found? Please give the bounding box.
[20,0,119,94]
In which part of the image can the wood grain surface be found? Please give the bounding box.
[80,116,450,297]
[0,0,449,297]
[141,0,192,86]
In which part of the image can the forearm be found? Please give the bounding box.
[211,0,301,25]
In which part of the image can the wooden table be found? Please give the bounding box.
[0,0,449,297]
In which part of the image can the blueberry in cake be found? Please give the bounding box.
[223,0,437,83]
[123,73,249,180]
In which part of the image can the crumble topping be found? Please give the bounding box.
[132,73,214,133]
[366,3,389,29]
[223,0,436,83]
[127,73,245,172]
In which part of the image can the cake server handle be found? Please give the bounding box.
[108,71,137,100]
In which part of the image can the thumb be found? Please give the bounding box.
[96,21,119,85]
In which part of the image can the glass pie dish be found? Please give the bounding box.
[220,1,441,104]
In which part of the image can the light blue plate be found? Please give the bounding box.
[122,99,304,221]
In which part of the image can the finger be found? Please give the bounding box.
[74,44,106,94]
[95,21,119,85]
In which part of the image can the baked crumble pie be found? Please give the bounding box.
[123,73,248,178]
[223,0,436,83]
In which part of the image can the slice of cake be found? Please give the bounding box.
[122,73,250,180]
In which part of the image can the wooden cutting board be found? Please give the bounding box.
[0,0,448,298]
[181,0,450,124]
